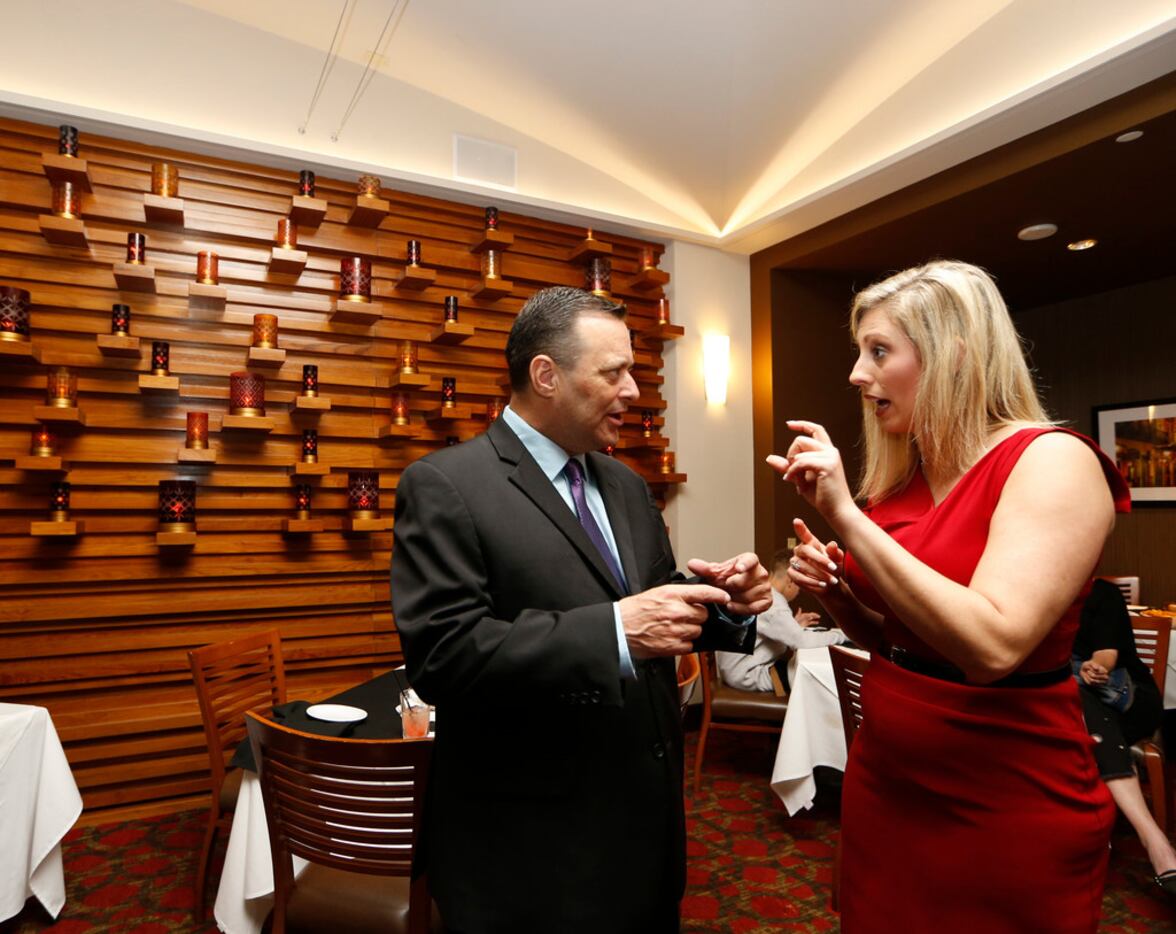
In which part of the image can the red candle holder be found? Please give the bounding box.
[229,372,265,416]
[46,367,77,408]
[31,425,55,457]
[0,286,31,341]
[58,125,78,157]
[485,399,503,423]
[340,257,372,302]
[301,364,318,397]
[484,206,499,230]
[252,314,278,349]
[186,412,209,449]
[657,297,671,325]
[481,249,501,280]
[357,175,381,198]
[294,484,313,519]
[441,377,456,409]
[152,341,170,376]
[399,340,418,375]
[50,481,71,520]
[110,303,130,335]
[659,450,676,475]
[406,240,422,267]
[640,247,656,270]
[391,393,410,426]
[276,218,297,249]
[444,296,459,323]
[641,411,654,437]
[196,251,219,285]
[158,480,196,532]
[298,170,315,197]
[586,257,611,297]
[603,443,616,457]
[151,162,179,198]
[301,429,318,463]
[126,232,146,264]
[348,471,379,518]
[52,181,80,218]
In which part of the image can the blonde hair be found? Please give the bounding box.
[850,260,1052,504]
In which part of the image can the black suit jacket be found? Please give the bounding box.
[391,418,740,932]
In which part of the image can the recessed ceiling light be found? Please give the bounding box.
[1017,223,1058,241]
[1067,239,1097,251]
[1115,130,1143,143]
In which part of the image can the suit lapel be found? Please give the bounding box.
[589,452,640,594]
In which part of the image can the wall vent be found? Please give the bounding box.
[453,134,517,189]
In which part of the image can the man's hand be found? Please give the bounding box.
[686,553,771,615]
[795,610,822,628]
[620,584,729,658]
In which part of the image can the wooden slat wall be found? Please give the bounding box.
[0,116,677,823]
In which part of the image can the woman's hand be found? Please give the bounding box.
[766,420,857,529]
[787,517,843,595]
[1079,659,1109,686]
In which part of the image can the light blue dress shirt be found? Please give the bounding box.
[502,405,637,679]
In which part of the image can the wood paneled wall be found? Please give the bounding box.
[0,116,677,822]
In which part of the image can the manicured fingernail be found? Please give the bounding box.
[828,576,839,585]
[817,581,827,588]
[827,562,838,572]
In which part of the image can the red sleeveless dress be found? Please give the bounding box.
[840,428,1130,933]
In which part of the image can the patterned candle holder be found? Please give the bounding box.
[276,218,297,249]
[301,365,318,397]
[657,297,671,326]
[30,425,55,457]
[50,482,71,521]
[229,372,265,416]
[340,257,371,302]
[481,249,502,280]
[441,377,456,409]
[196,251,218,285]
[52,182,80,218]
[186,412,209,450]
[46,367,77,408]
[252,314,278,349]
[58,125,79,157]
[298,170,316,197]
[158,480,196,533]
[586,256,611,297]
[640,247,656,271]
[151,162,179,198]
[659,450,676,475]
[126,232,146,265]
[641,411,654,437]
[294,484,313,520]
[110,303,130,336]
[0,286,31,341]
[151,341,170,376]
[399,340,419,375]
[484,206,499,230]
[347,471,379,519]
[357,175,381,198]
[301,429,318,463]
[406,239,422,267]
[444,296,459,323]
[391,393,410,426]
[485,399,503,423]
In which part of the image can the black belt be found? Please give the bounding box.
[886,645,1070,688]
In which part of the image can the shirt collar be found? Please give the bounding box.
[502,405,584,483]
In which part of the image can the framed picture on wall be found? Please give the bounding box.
[1093,398,1176,506]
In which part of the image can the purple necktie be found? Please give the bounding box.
[564,458,627,592]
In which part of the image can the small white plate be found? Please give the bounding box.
[305,704,367,723]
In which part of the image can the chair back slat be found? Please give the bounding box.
[1100,575,1141,606]
[1132,617,1172,697]
[829,646,870,751]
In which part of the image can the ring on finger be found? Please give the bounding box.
[790,559,802,570]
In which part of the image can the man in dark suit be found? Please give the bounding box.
[391,286,769,933]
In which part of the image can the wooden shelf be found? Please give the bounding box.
[649,472,687,485]
[222,414,274,432]
[248,346,286,367]
[348,196,389,228]
[283,518,325,534]
[143,194,184,225]
[394,266,437,291]
[31,519,82,537]
[330,300,381,327]
[39,215,88,247]
[425,405,467,428]
[616,435,669,450]
[471,230,513,253]
[293,395,332,412]
[139,374,180,393]
[113,263,157,293]
[631,267,671,291]
[640,323,685,341]
[14,455,64,471]
[289,195,327,228]
[377,422,419,441]
[0,341,41,362]
[34,406,85,425]
[290,461,330,477]
[268,248,307,276]
[344,516,392,533]
[177,447,217,464]
[42,153,91,192]
[188,282,227,313]
[97,334,141,357]
[384,372,431,390]
[156,530,197,547]
[471,278,513,301]
[567,237,613,263]
[429,321,475,345]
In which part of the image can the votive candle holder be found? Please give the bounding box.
[50,481,71,520]
[111,304,130,336]
[444,296,459,323]
[151,162,179,198]
[391,393,410,426]
[485,399,503,423]
[481,249,501,280]
[407,239,421,267]
[298,170,315,197]
[357,175,381,198]
[31,425,55,457]
[126,232,146,264]
[640,247,656,270]
[186,412,209,449]
[229,371,265,416]
[276,218,297,249]
[348,471,379,519]
[586,256,611,297]
[196,251,218,285]
[58,125,78,157]
[46,367,77,408]
[252,314,278,349]
[340,257,371,302]
[301,365,318,397]
[158,480,196,532]
[151,341,170,376]
[0,286,31,341]
[294,484,313,519]
[659,450,676,475]
[301,429,318,463]
[52,182,80,218]
[399,340,418,375]
[441,377,456,409]
[484,206,499,230]
[657,298,671,326]
[641,411,654,437]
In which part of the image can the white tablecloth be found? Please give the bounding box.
[770,646,864,815]
[0,703,83,922]
[1163,619,1176,709]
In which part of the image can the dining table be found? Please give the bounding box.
[213,668,430,934]
[0,703,83,923]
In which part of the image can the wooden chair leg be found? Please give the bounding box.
[693,715,711,797]
[193,800,220,921]
[1140,741,1168,835]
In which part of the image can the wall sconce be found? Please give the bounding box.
[703,334,730,406]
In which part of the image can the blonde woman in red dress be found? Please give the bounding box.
[769,260,1129,932]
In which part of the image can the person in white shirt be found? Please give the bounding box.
[717,550,847,693]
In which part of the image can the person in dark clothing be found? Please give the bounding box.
[1073,577,1176,893]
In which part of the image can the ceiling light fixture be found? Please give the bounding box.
[1115,130,1144,143]
[1017,223,1057,241]
[1067,239,1097,251]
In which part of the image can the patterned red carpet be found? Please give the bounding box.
[4,728,1173,932]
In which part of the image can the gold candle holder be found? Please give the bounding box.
[196,250,219,285]
[46,367,77,408]
[357,175,381,198]
[399,340,419,375]
[276,218,297,249]
[151,162,179,198]
[52,181,80,218]
[252,314,278,349]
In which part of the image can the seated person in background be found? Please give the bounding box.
[718,549,847,693]
[1073,577,1176,895]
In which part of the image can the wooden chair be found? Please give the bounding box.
[676,653,700,714]
[245,711,439,934]
[828,645,870,912]
[1131,617,1172,833]
[188,629,286,920]
[1101,575,1141,606]
[692,651,789,795]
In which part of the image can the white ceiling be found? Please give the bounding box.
[1,0,1174,251]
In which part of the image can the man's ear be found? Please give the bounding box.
[530,355,558,398]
